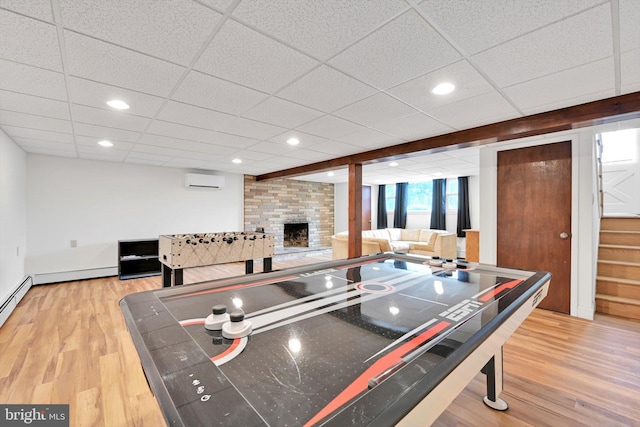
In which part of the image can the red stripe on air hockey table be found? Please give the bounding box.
[162,275,298,300]
[478,279,524,302]
[304,320,451,427]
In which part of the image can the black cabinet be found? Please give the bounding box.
[118,239,161,280]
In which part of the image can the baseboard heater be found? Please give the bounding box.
[0,276,33,329]
[32,266,118,285]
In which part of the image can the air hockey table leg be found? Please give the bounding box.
[482,348,508,411]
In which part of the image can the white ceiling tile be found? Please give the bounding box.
[74,123,141,143]
[504,58,615,113]
[243,97,323,128]
[156,101,235,131]
[1,125,73,143]
[219,116,286,140]
[75,134,134,151]
[472,4,613,88]
[231,0,409,60]
[147,120,220,144]
[304,140,362,156]
[196,19,318,93]
[371,112,453,141]
[387,60,494,112]
[268,130,327,148]
[419,0,602,54]
[296,115,366,140]
[0,10,62,71]
[13,137,75,152]
[620,0,640,52]
[243,141,297,156]
[197,0,234,13]
[428,91,520,130]
[68,77,165,118]
[210,132,259,149]
[276,65,377,112]
[330,10,461,89]
[333,93,418,127]
[138,133,238,157]
[72,105,150,132]
[173,70,268,115]
[64,31,185,97]
[126,151,171,163]
[0,90,70,120]
[621,48,640,94]
[520,89,616,116]
[76,144,129,160]
[335,127,403,149]
[0,59,67,101]
[0,0,53,21]
[59,0,221,65]
[162,158,210,169]
[0,110,72,133]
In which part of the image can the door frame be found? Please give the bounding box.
[478,129,598,319]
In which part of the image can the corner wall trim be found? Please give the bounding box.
[0,276,33,329]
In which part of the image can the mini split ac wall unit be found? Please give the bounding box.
[185,173,225,189]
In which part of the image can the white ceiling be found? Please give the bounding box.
[1,0,639,184]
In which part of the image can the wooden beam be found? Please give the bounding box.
[348,163,362,259]
[256,92,640,181]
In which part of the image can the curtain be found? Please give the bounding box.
[430,178,446,230]
[377,185,387,229]
[457,176,471,237]
[393,182,408,228]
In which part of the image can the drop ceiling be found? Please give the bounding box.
[1,0,639,184]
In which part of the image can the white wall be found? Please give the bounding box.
[334,183,349,234]
[0,129,27,302]
[26,155,244,281]
[478,129,598,319]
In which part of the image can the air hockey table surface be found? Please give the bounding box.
[120,253,550,426]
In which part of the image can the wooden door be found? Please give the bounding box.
[362,185,371,231]
[497,141,572,313]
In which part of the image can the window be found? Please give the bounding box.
[384,179,461,212]
[385,185,395,211]
[407,182,432,211]
[446,179,458,211]
[601,129,638,163]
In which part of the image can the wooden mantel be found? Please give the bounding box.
[255,92,640,259]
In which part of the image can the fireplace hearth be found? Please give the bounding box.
[284,223,309,247]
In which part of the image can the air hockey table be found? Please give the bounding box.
[120,253,550,426]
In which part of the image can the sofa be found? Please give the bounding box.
[331,228,457,260]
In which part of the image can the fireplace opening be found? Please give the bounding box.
[284,223,309,247]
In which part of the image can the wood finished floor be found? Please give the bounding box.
[1,255,639,427]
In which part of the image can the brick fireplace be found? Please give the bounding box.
[244,176,334,251]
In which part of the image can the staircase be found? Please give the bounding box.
[596,217,640,320]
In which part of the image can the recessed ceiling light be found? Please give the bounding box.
[287,137,300,146]
[98,140,113,147]
[433,172,442,176]
[327,171,334,177]
[107,99,130,110]
[431,82,455,95]
[389,161,399,167]
[232,158,242,164]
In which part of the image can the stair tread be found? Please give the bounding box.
[600,230,640,234]
[599,244,640,250]
[595,294,640,306]
[597,276,640,286]
[597,259,640,267]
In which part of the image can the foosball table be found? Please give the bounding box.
[158,232,275,287]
